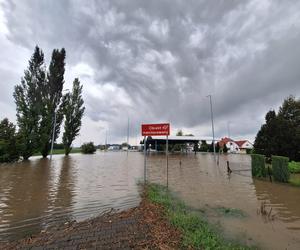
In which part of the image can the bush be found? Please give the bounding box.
[0,118,20,162]
[272,156,290,182]
[81,142,96,154]
[288,161,300,173]
[251,154,266,177]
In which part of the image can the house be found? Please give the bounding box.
[219,137,240,153]
[235,140,253,154]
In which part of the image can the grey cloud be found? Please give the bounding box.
[1,0,300,144]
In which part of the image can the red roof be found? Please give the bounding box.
[235,140,247,147]
[219,137,234,147]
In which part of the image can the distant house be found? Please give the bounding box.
[235,140,253,154]
[219,137,240,153]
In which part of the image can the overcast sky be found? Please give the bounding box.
[1,0,300,145]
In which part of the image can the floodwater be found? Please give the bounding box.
[0,152,143,241]
[147,153,300,250]
[0,152,300,249]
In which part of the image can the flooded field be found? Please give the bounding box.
[0,152,300,249]
[0,152,143,241]
[147,153,300,250]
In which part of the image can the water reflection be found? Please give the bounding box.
[1,152,300,249]
[147,153,300,250]
[53,156,76,222]
[0,158,52,239]
[0,152,144,241]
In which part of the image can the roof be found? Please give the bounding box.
[150,136,214,141]
[235,140,248,147]
[219,137,234,146]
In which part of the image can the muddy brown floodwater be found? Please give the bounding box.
[0,152,144,242]
[147,153,300,250]
[0,152,300,249]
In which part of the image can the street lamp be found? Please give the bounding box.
[50,89,70,160]
[206,94,216,157]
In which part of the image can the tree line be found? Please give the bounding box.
[254,96,300,161]
[0,46,85,162]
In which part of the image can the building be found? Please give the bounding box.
[235,140,253,153]
[219,137,253,154]
[219,137,240,153]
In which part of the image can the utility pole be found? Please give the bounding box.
[127,117,130,150]
[207,95,216,157]
[105,129,108,150]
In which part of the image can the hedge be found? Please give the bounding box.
[272,156,290,182]
[251,154,266,177]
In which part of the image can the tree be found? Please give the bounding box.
[13,46,46,160]
[254,96,300,161]
[81,142,96,154]
[0,118,20,162]
[39,48,66,157]
[176,129,183,136]
[199,140,209,152]
[62,78,85,155]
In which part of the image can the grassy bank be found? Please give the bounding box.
[146,184,252,250]
[33,148,81,156]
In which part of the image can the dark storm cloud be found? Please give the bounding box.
[1,0,300,143]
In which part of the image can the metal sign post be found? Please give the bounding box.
[166,135,169,188]
[144,136,147,184]
[141,123,170,187]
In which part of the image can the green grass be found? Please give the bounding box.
[215,207,246,218]
[33,148,81,156]
[289,174,300,187]
[146,184,254,250]
[288,161,300,173]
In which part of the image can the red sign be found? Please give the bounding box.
[141,123,170,136]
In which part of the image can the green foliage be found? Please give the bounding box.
[13,46,46,160]
[254,96,300,161]
[176,129,183,136]
[0,118,20,162]
[199,140,209,152]
[288,161,300,173]
[251,154,266,177]
[63,78,85,155]
[215,207,246,218]
[147,184,251,250]
[39,48,66,158]
[289,175,300,187]
[193,142,199,152]
[81,142,96,154]
[208,142,214,152]
[272,156,290,182]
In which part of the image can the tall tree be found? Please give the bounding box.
[63,78,85,155]
[0,118,20,162]
[254,96,300,161]
[13,46,46,160]
[39,48,66,157]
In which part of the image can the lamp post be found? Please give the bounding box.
[207,95,216,157]
[50,89,69,160]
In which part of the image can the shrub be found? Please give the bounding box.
[0,118,20,162]
[288,161,300,173]
[272,156,290,182]
[251,154,266,177]
[81,142,96,154]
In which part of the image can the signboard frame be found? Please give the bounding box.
[141,123,170,188]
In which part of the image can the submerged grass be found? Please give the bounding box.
[289,175,300,187]
[146,183,253,250]
[33,148,81,156]
[215,207,246,218]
